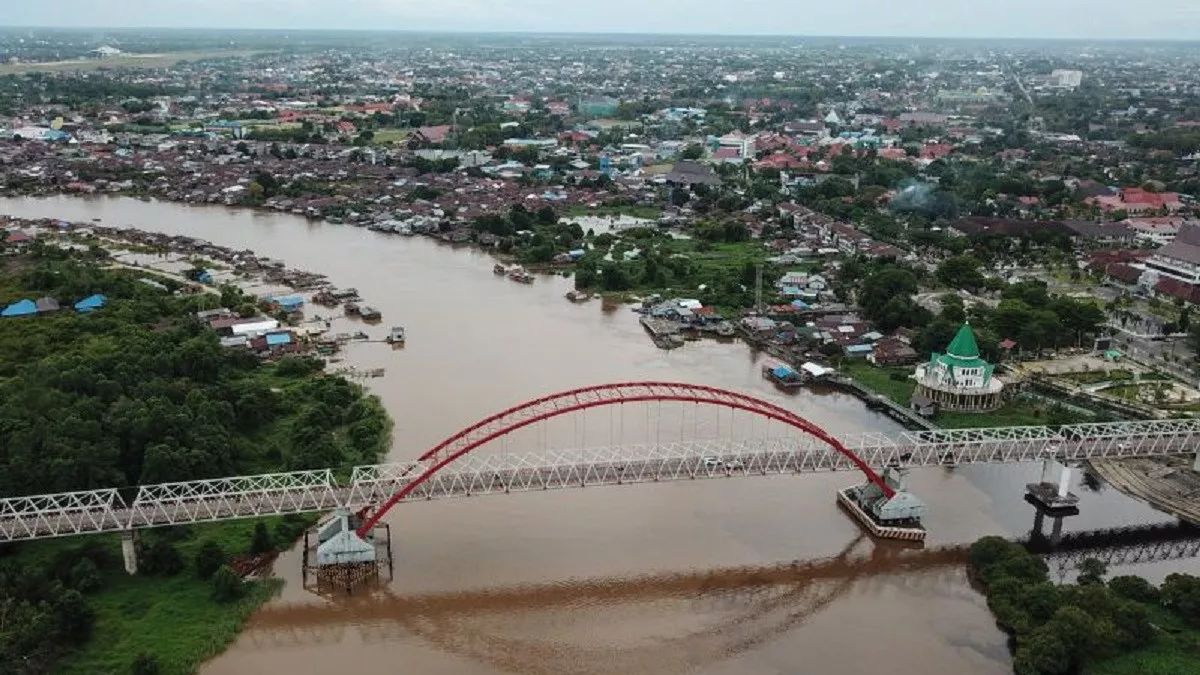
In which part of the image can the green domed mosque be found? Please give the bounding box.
[911,322,1005,414]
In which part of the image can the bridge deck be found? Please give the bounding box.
[3,421,1198,542]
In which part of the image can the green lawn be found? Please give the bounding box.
[840,360,916,403]
[370,128,412,145]
[842,361,1091,429]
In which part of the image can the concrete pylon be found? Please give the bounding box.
[1057,464,1073,498]
[120,531,139,575]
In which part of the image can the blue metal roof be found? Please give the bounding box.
[1,299,37,317]
[265,332,293,346]
[74,294,107,312]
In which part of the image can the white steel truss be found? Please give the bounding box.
[2,420,1199,541]
[128,470,345,528]
[0,489,128,540]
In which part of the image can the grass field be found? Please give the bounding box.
[370,128,412,144]
[0,50,262,75]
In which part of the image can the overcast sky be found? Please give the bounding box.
[5,0,1200,40]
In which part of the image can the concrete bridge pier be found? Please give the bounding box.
[121,530,139,575]
[1030,508,1071,547]
[1027,456,1081,512]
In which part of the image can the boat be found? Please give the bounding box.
[493,263,508,275]
[508,267,534,284]
[387,326,406,344]
[360,306,382,321]
[565,290,591,303]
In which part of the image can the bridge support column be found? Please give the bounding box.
[1057,464,1073,499]
[1193,450,1200,473]
[120,531,138,575]
[1049,514,1065,547]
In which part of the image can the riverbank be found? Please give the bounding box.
[969,536,1200,675]
[0,248,391,674]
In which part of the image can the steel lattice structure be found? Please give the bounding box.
[3,381,1200,543]
[354,381,896,535]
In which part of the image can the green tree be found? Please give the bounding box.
[1076,558,1107,586]
[936,256,986,290]
[1014,629,1070,675]
[1161,573,1200,625]
[1107,575,1159,603]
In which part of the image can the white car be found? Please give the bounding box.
[702,457,723,469]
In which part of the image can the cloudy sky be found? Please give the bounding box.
[5,0,1200,40]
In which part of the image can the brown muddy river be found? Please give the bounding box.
[1,195,1189,675]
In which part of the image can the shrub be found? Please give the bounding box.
[194,541,226,580]
[139,541,183,577]
[68,557,103,593]
[210,565,245,603]
[250,522,274,556]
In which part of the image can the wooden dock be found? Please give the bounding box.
[1090,456,1200,525]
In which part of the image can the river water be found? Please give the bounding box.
[1,195,1188,675]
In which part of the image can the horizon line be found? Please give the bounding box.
[1,24,1199,44]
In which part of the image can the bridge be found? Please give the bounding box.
[3,382,1199,568]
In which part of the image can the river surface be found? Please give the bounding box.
[1,195,1191,675]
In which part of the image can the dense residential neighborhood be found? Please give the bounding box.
[3,24,1200,675]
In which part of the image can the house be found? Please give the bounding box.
[868,336,919,366]
[712,147,742,163]
[4,230,32,248]
[1088,187,1184,214]
[409,125,452,147]
[253,331,300,355]
[664,161,722,187]
[1,299,37,318]
[271,295,305,313]
[74,294,107,313]
[1143,225,1200,301]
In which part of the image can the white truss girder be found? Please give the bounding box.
[2,420,1199,542]
[0,489,127,540]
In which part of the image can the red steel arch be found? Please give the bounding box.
[357,382,892,536]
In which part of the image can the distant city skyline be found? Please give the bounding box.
[4,0,1200,41]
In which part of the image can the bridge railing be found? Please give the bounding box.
[128,469,343,527]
